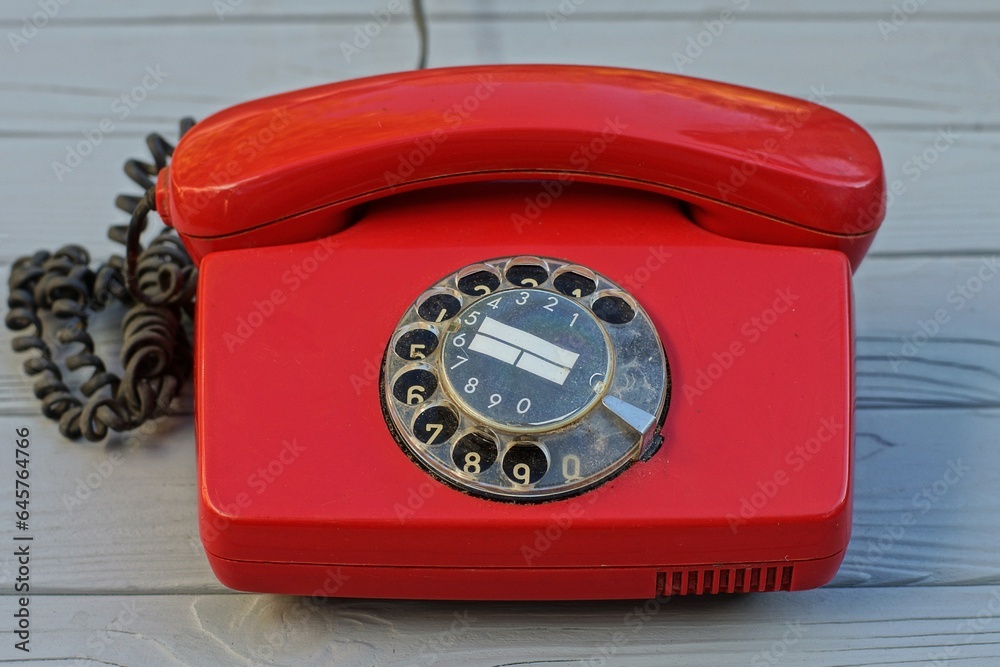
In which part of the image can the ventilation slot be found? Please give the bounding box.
[658,564,794,595]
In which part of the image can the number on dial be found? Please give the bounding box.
[452,432,498,476]
[392,368,438,405]
[413,405,458,445]
[502,443,548,485]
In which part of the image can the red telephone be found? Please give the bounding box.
[157,65,884,599]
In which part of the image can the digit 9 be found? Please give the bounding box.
[501,441,549,486]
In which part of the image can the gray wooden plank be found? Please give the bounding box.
[0,17,996,265]
[425,19,1000,130]
[2,587,1000,665]
[0,404,998,593]
[0,129,997,265]
[844,409,1000,587]
[436,0,1000,17]
[2,0,998,21]
[0,19,997,130]
[866,130,1000,257]
[0,414,214,594]
[853,256,1000,410]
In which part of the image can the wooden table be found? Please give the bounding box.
[1,1,998,664]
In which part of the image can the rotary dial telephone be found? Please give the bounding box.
[56,65,894,599]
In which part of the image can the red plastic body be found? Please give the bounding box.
[158,65,884,270]
[197,183,854,599]
[169,66,885,599]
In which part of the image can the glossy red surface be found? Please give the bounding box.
[197,183,855,599]
[159,65,885,270]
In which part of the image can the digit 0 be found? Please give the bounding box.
[562,454,582,481]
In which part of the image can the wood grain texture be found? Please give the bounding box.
[3,587,1000,665]
[2,131,997,266]
[2,0,999,20]
[0,1,998,665]
[2,19,998,131]
[1,18,997,262]
[1,406,1000,596]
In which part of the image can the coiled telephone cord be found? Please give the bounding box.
[5,119,198,441]
[4,0,431,442]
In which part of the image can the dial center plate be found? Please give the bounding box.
[440,288,612,432]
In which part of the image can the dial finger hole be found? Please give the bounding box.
[457,265,502,297]
[504,257,549,287]
[452,431,499,475]
[394,327,439,361]
[502,441,549,485]
[592,292,636,324]
[392,367,438,405]
[553,266,597,298]
[413,404,459,445]
[417,291,462,323]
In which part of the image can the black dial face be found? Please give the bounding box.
[440,289,611,432]
[381,257,669,502]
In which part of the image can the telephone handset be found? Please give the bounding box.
[163,66,884,599]
[158,65,883,268]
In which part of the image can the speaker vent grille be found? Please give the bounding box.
[657,564,793,595]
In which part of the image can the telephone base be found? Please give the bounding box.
[203,551,846,600]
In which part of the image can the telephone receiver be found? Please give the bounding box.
[161,65,886,600]
[157,65,884,268]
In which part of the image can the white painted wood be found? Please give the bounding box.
[2,405,1000,595]
[854,257,1000,410]
[2,0,998,20]
[3,587,1000,665]
[2,131,997,265]
[0,0,998,664]
[1,18,996,261]
[2,20,997,130]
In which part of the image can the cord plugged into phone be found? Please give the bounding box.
[18,65,887,600]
